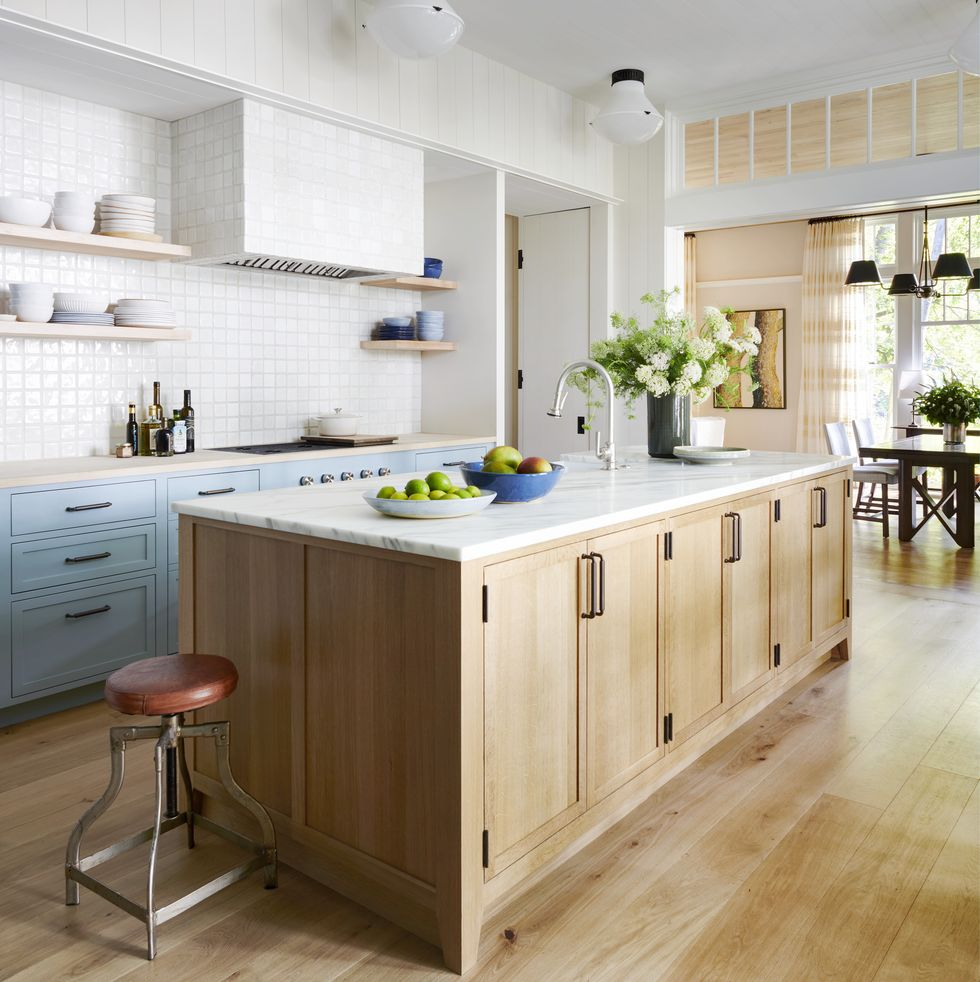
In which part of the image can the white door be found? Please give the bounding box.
[518,208,591,460]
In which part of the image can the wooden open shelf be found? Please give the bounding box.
[361,276,457,292]
[360,340,456,352]
[0,222,192,261]
[0,322,191,342]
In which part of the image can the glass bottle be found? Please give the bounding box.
[181,389,195,452]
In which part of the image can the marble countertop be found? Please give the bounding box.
[172,450,854,562]
[0,434,494,490]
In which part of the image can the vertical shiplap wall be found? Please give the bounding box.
[1,0,615,197]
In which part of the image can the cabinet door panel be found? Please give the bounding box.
[726,496,773,703]
[484,544,586,875]
[587,523,663,804]
[773,481,814,670]
[813,473,848,642]
[666,509,724,745]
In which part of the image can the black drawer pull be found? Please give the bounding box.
[198,487,236,496]
[442,460,467,467]
[65,501,112,513]
[65,604,111,619]
[65,551,112,564]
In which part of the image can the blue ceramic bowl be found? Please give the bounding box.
[423,257,443,279]
[459,461,565,503]
[382,316,412,328]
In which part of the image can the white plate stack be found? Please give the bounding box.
[52,292,112,326]
[52,192,95,234]
[97,194,160,241]
[113,298,177,329]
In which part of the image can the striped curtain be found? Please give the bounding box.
[796,218,871,453]
[683,233,697,317]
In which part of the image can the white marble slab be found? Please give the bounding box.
[172,451,854,562]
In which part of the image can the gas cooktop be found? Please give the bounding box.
[214,442,324,455]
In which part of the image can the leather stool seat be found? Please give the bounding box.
[105,654,238,716]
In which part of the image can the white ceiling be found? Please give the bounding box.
[452,0,972,107]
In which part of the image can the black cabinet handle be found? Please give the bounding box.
[65,604,111,619]
[724,512,740,563]
[442,460,467,466]
[813,487,828,528]
[590,552,605,616]
[65,501,112,512]
[64,551,112,564]
[581,554,597,619]
[735,512,742,562]
[198,487,236,496]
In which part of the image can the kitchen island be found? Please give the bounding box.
[173,452,852,973]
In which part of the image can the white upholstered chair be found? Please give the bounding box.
[824,421,897,538]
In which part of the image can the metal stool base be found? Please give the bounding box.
[65,714,277,960]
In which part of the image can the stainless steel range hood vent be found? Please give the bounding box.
[220,255,377,280]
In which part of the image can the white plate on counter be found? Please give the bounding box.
[363,489,496,519]
[673,446,751,465]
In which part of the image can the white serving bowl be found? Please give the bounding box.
[53,293,108,313]
[318,410,363,436]
[54,192,95,208]
[52,214,96,233]
[9,282,54,296]
[12,303,53,323]
[0,197,52,227]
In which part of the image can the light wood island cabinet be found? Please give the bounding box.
[177,461,852,974]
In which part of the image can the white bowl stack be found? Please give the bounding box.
[52,192,95,234]
[113,298,176,329]
[52,293,112,326]
[8,283,54,323]
[97,194,158,240]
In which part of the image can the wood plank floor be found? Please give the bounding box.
[1,522,977,981]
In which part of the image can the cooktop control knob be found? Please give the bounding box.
[378,466,391,477]
[320,473,335,483]
[341,471,355,481]
[360,468,373,479]
[299,476,314,487]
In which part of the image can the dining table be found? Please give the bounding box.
[858,434,980,548]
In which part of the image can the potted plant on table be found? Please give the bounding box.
[912,374,980,444]
[572,290,758,457]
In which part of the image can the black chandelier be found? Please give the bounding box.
[845,205,977,300]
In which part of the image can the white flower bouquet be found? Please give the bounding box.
[572,289,758,415]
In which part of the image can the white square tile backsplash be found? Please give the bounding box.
[0,81,423,462]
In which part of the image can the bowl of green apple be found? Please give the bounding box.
[364,471,496,519]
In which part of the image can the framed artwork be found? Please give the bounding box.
[713,307,786,409]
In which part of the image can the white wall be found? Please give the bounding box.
[0,0,615,199]
[0,80,422,460]
[421,171,504,439]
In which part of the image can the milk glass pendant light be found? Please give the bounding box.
[590,69,664,145]
[364,0,464,59]
[949,0,980,74]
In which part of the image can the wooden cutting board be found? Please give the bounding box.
[301,434,400,447]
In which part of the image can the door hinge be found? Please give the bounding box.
[774,498,781,522]
[845,598,850,618]
[482,585,488,623]
[664,530,673,561]
[774,642,781,668]
[517,369,523,390]
[482,829,490,868]
[517,249,524,270]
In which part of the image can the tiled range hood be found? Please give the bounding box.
[172,99,424,280]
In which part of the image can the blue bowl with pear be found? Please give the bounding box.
[459,460,565,503]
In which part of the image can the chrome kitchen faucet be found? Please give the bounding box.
[547,359,618,470]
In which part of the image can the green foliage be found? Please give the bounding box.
[912,373,980,425]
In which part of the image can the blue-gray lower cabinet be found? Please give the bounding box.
[10,480,156,536]
[414,446,490,471]
[11,575,155,698]
[12,524,156,594]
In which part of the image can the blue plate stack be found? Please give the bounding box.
[416,309,445,341]
[377,316,414,340]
